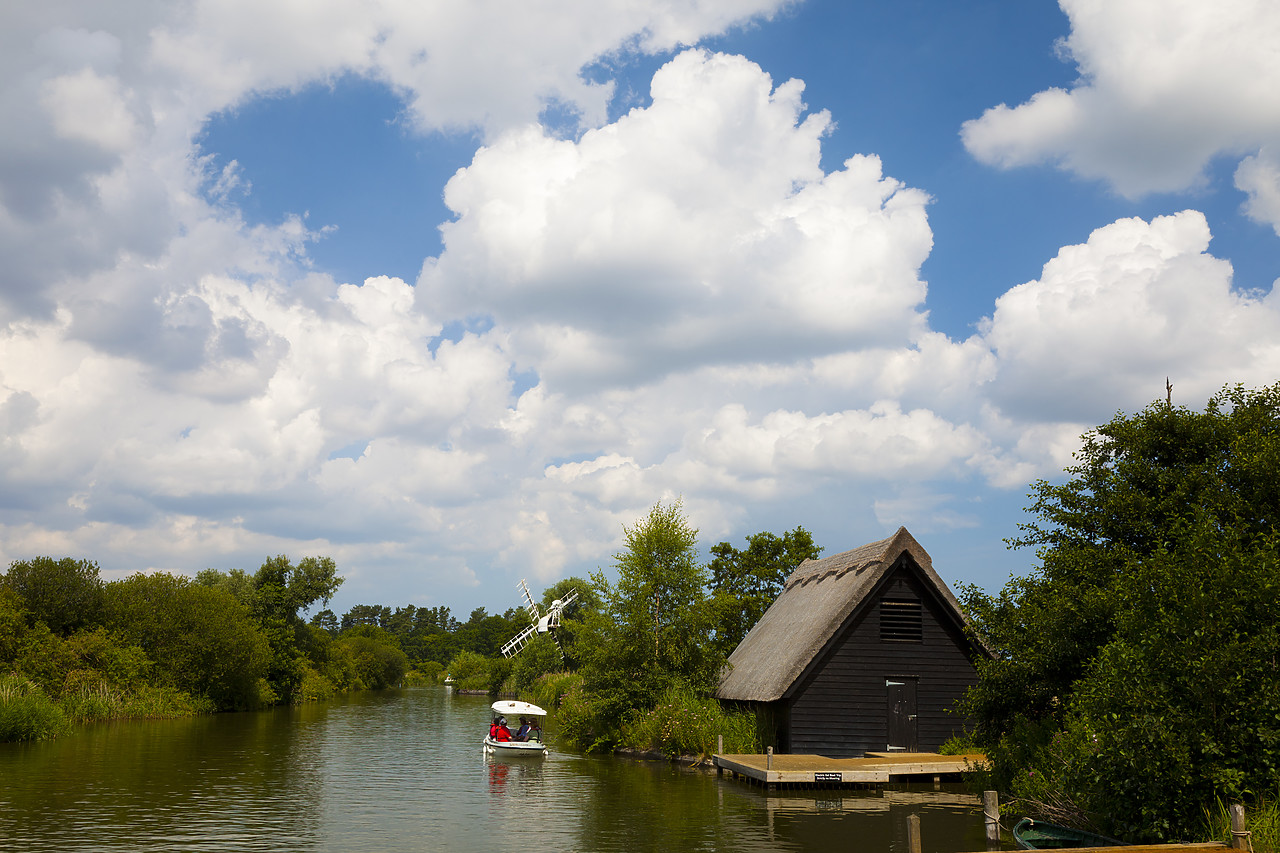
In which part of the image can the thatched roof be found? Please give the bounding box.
[715,527,969,703]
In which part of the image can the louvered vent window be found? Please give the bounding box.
[880,598,923,643]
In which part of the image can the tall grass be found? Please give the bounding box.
[523,671,582,711]
[1203,797,1280,853]
[621,685,760,758]
[61,677,214,723]
[0,676,69,742]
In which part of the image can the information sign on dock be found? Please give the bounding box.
[814,772,843,783]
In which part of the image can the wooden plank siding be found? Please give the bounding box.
[784,556,980,758]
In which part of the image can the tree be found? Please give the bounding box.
[310,609,339,635]
[961,383,1280,841]
[2,557,104,635]
[249,555,343,703]
[334,625,409,690]
[341,604,390,631]
[537,573,601,666]
[103,573,269,710]
[708,527,822,657]
[580,500,718,722]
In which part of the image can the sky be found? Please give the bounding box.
[4,0,1280,621]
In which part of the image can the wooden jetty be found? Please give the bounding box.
[713,750,984,788]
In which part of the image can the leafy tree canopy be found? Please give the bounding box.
[580,499,718,720]
[253,555,343,623]
[961,383,1280,841]
[2,557,104,635]
[708,527,822,657]
[103,572,269,710]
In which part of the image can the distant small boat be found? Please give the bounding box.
[1014,818,1128,849]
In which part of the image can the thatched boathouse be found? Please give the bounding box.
[716,527,988,758]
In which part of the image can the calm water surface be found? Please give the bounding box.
[0,688,997,852]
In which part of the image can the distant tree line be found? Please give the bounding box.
[0,555,412,742]
[1,507,825,754]
[308,601,534,669]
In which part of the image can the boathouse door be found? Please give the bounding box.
[886,677,918,751]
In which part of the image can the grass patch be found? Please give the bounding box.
[622,685,760,758]
[524,671,582,711]
[1203,796,1280,853]
[61,674,214,723]
[0,676,69,742]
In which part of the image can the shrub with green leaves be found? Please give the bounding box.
[623,686,759,757]
[963,383,1280,841]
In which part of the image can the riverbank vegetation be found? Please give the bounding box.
[0,554,413,741]
[474,501,817,758]
[961,383,1280,843]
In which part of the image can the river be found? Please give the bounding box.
[0,687,999,852]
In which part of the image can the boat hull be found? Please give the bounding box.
[1013,818,1127,849]
[484,736,547,756]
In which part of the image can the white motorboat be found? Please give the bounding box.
[483,700,548,755]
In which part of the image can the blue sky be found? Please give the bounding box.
[4,0,1280,619]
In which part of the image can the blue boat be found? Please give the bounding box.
[1013,818,1128,849]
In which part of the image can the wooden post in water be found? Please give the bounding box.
[1230,803,1248,850]
[716,735,724,776]
[907,814,922,853]
[984,790,1001,848]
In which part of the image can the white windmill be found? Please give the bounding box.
[500,579,580,658]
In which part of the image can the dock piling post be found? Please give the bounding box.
[907,814,922,853]
[1230,803,1248,850]
[766,746,773,770]
[984,790,1001,847]
[716,735,724,776]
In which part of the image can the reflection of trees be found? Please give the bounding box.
[565,759,787,852]
[566,762,992,853]
[0,705,323,851]
[2,689,993,853]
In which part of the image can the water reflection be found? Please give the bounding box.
[0,688,1001,852]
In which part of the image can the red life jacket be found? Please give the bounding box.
[494,725,512,742]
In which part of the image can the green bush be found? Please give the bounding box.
[556,681,604,750]
[445,650,491,691]
[623,686,759,758]
[512,634,561,692]
[416,660,443,683]
[104,573,270,710]
[335,627,409,690]
[402,670,431,687]
[0,677,69,742]
[486,656,512,695]
[295,665,335,702]
[524,670,581,710]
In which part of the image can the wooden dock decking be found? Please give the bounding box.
[713,751,985,787]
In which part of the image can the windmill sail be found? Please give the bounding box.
[500,580,579,659]
[501,622,539,658]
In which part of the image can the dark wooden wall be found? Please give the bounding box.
[783,557,979,757]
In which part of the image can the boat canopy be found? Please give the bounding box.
[490,700,547,718]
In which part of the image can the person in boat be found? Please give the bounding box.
[515,717,531,742]
[493,716,513,742]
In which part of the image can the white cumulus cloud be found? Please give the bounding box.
[962,0,1280,207]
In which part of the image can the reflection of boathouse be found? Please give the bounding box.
[716,528,989,758]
